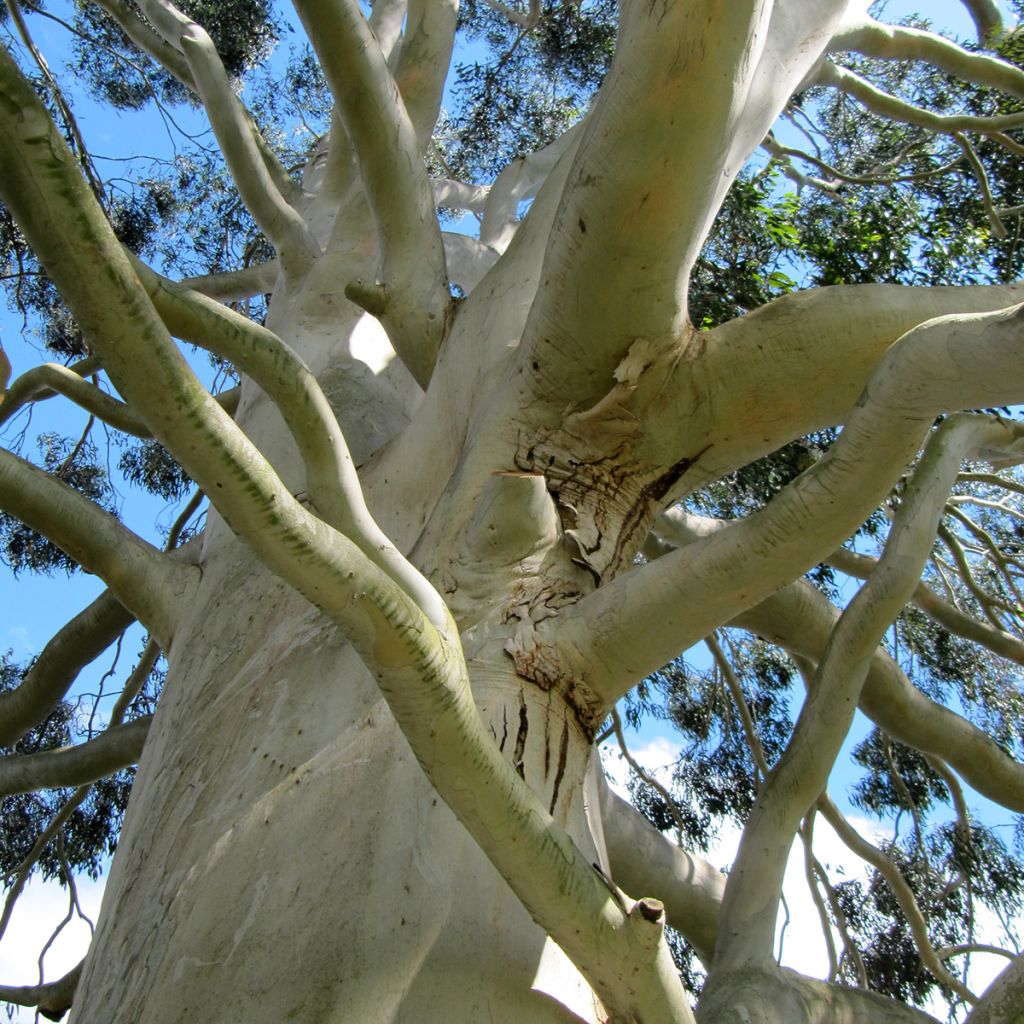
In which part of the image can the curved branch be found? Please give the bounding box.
[0,448,196,648]
[0,54,692,1016]
[0,958,82,1021]
[653,510,1024,814]
[825,546,1024,667]
[815,60,1024,134]
[0,715,150,796]
[393,0,458,144]
[688,282,1024,490]
[1,362,152,436]
[90,0,194,89]
[293,0,450,387]
[133,260,449,629]
[713,415,1021,972]
[133,0,318,275]
[479,121,584,250]
[537,306,1024,706]
[697,962,941,1024]
[959,0,1004,43]
[0,589,132,748]
[817,797,976,1003]
[733,572,1024,813]
[179,261,279,301]
[830,17,1024,100]
[90,0,298,204]
[433,177,490,214]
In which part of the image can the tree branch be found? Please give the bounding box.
[652,508,1024,813]
[0,958,82,1021]
[0,448,196,649]
[479,121,584,250]
[90,0,194,89]
[393,0,458,144]
[511,2,848,405]
[713,415,1020,973]
[963,953,1024,1024]
[815,60,1024,134]
[133,259,449,629]
[0,589,132,748]
[817,796,976,1003]
[597,768,725,966]
[432,177,490,214]
[737,574,1024,813]
[0,715,150,796]
[532,306,1024,706]
[134,0,319,276]
[697,962,941,1024]
[179,261,279,301]
[293,0,451,388]
[1,362,153,436]
[825,546,1024,667]
[830,16,1024,100]
[958,0,1004,44]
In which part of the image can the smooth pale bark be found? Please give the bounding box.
[697,964,940,1024]
[735,577,1024,812]
[393,0,458,145]
[293,0,451,387]
[829,17,1024,99]
[6,4,1024,1022]
[710,416,1020,987]
[597,771,725,965]
[959,0,1003,41]
[825,546,1024,667]
[535,306,1024,705]
[0,363,150,436]
[964,953,1024,1024]
[0,448,195,648]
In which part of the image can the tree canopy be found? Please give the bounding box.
[2,2,1024,1022]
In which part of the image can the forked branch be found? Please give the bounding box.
[713,414,1022,974]
[292,0,451,387]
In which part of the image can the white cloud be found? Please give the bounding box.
[600,735,682,798]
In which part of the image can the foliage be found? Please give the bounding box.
[2,2,1024,1021]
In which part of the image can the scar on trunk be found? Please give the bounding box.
[513,689,529,779]
[548,716,570,815]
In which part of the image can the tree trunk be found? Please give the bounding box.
[71,297,607,1023]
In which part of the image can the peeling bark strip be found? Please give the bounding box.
[548,717,570,815]
[513,690,529,779]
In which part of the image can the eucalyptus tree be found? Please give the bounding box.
[3,1,1024,1022]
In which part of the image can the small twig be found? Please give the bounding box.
[608,708,689,839]
[953,132,1007,238]
[799,813,839,980]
